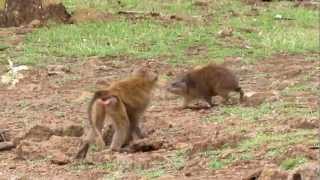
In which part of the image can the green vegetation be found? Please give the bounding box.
[276,101,318,120]
[1,0,318,176]
[281,83,318,96]
[8,0,316,65]
[280,156,308,170]
[203,100,317,125]
[62,0,197,14]
[239,130,317,153]
[204,149,253,170]
[168,150,187,170]
[203,129,316,169]
[70,161,116,173]
[139,166,166,179]
[203,102,274,123]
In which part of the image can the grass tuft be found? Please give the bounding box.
[280,156,308,170]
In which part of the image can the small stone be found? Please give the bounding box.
[50,151,71,165]
[0,142,15,151]
[28,19,41,28]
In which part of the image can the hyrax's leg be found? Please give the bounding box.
[217,89,230,105]
[93,101,107,150]
[204,96,214,107]
[109,101,130,152]
[235,87,244,103]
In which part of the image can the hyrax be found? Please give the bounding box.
[167,63,244,108]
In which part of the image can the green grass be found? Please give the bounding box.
[70,161,117,176]
[280,156,308,170]
[281,83,318,96]
[62,0,113,11]
[238,129,317,153]
[276,101,318,120]
[202,129,316,170]
[62,0,197,15]
[226,2,319,60]
[203,100,317,125]
[167,150,186,170]
[15,0,317,65]
[98,162,116,171]
[204,149,253,170]
[0,0,4,10]
[203,102,274,123]
[139,166,166,179]
[205,150,235,170]
[21,20,207,64]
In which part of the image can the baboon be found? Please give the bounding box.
[75,66,158,159]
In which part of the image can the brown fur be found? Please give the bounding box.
[167,63,244,108]
[75,67,158,159]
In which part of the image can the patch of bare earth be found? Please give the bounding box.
[0,50,319,179]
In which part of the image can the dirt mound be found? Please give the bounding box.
[289,162,320,180]
[0,0,71,27]
[16,135,81,161]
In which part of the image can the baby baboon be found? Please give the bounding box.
[75,66,158,159]
[167,63,244,108]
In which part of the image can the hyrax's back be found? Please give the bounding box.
[188,64,242,99]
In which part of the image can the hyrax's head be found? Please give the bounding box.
[166,75,189,96]
[132,66,158,83]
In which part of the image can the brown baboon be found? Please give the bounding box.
[75,66,158,159]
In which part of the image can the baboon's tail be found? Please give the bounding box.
[235,87,244,103]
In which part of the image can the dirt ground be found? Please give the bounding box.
[0,26,319,179]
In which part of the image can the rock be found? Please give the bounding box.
[244,91,279,106]
[16,140,44,160]
[14,125,56,145]
[44,136,81,156]
[50,150,71,165]
[288,162,320,180]
[0,141,15,151]
[218,27,233,37]
[115,153,166,170]
[27,19,41,28]
[129,139,163,152]
[16,136,81,160]
[0,129,9,142]
[259,167,288,180]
